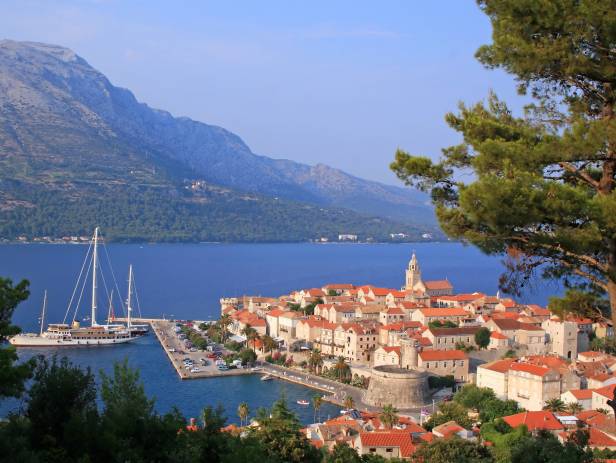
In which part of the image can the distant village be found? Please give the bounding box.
[218,253,616,457]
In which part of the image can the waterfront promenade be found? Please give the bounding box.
[119,318,434,418]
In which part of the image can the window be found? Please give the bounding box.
[369,448,376,453]
[386,448,393,453]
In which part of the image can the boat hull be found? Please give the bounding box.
[9,334,139,347]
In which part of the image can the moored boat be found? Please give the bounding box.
[9,228,143,348]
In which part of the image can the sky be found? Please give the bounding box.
[0,0,525,185]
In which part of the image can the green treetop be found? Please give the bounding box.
[391,0,616,325]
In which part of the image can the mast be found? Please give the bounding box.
[107,291,114,323]
[39,290,47,336]
[127,264,133,331]
[91,227,99,326]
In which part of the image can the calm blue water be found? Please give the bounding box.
[0,242,562,422]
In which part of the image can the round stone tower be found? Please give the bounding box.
[363,365,429,409]
[400,336,418,370]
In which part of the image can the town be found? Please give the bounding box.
[203,252,616,458]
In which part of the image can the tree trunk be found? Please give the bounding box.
[608,277,616,330]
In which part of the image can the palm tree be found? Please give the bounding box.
[262,334,276,353]
[543,398,566,413]
[219,313,232,343]
[380,404,399,429]
[343,396,355,410]
[566,402,584,415]
[242,324,259,350]
[312,394,323,423]
[334,356,350,383]
[237,402,249,427]
[309,349,324,374]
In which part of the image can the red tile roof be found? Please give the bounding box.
[594,384,616,399]
[509,362,553,377]
[503,411,564,431]
[357,431,416,458]
[323,284,355,290]
[382,346,401,354]
[388,290,407,298]
[371,288,395,296]
[424,280,453,290]
[490,331,508,340]
[481,358,516,373]
[385,307,404,315]
[418,308,469,317]
[432,421,465,438]
[561,427,616,448]
[381,321,422,331]
[580,351,604,358]
[419,349,467,361]
[566,389,593,400]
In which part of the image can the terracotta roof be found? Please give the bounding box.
[388,290,407,298]
[305,288,326,297]
[382,346,401,354]
[419,349,467,361]
[418,308,469,317]
[432,420,464,438]
[368,288,392,296]
[561,427,616,448]
[323,284,355,290]
[357,431,416,458]
[525,304,551,316]
[424,280,453,290]
[267,309,286,318]
[428,326,480,336]
[490,331,508,340]
[398,301,420,309]
[503,411,564,431]
[384,307,404,315]
[594,384,616,399]
[381,321,422,331]
[490,312,520,320]
[509,362,553,377]
[566,389,593,400]
[490,319,522,330]
[480,358,516,373]
[580,351,604,358]
[518,322,544,331]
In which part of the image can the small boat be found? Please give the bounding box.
[260,374,273,381]
[297,400,309,406]
[340,409,351,415]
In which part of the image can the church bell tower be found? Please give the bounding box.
[405,252,422,291]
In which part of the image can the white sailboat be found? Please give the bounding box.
[10,227,139,347]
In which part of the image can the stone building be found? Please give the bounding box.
[542,318,578,360]
[507,363,562,411]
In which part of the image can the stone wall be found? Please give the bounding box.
[363,365,429,409]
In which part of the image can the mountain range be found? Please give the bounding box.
[0,39,438,242]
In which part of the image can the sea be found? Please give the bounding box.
[0,242,562,423]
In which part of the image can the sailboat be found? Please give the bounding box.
[10,227,138,347]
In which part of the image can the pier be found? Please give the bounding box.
[118,317,422,415]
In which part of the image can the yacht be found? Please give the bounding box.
[10,228,142,347]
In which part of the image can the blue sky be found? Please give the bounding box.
[1,0,524,185]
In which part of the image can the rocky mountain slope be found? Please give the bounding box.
[0,40,437,241]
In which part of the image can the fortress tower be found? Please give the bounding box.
[399,336,419,370]
[364,335,428,409]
